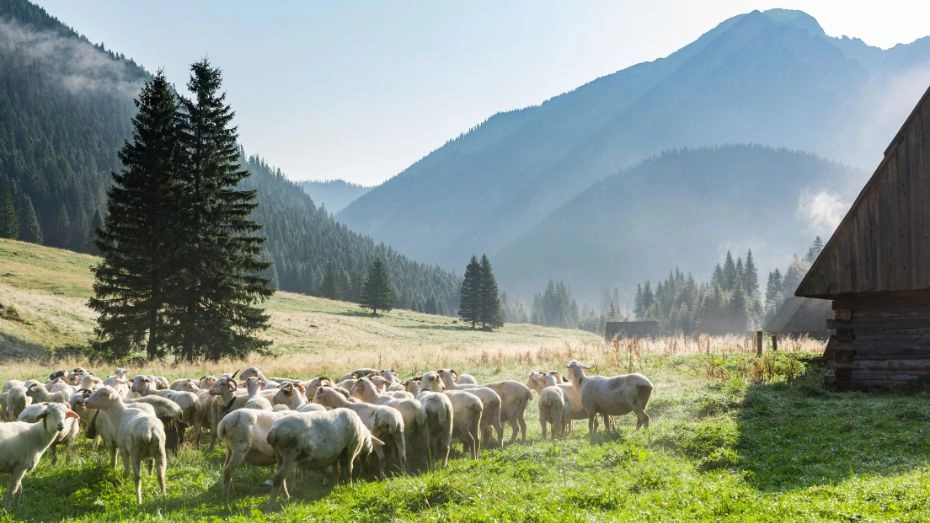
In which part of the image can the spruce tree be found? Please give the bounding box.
[360,258,393,315]
[320,263,343,299]
[478,254,503,330]
[0,185,18,239]
[17,195,42,243]
[459,255,481,327]
[89,72,184,360]
[174,59,273,361]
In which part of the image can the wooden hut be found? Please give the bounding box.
[763,297,832,341]
[796,83,930,389]
[605,320,658,341]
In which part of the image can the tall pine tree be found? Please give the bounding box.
[173,59,273,361]
[360,258,393,315]
[89,72,184,360]
[478,254,503,330]
[459,255,481,327]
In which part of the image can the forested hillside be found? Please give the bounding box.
[493,145,867,302]
[298,180,371,214]
[0,0,460,312]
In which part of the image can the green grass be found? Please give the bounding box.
[4,352,930,522]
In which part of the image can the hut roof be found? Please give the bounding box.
[763,297,832,335]
[796,83,930,299]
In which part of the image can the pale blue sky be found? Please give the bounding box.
[30,1,930,186]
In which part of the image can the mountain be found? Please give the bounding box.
[298,180,371,214]
[493,145,867,302]
[0,1,460,313]
[338,8,930,278]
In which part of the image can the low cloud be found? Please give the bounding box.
[798,189,847,235]
[0,17,143,98]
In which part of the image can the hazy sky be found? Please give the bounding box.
[30,1,930,186]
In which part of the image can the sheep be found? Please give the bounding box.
[537,386,566,439]
[26,382,73,405]
[266,408,383,502]
[79,374,103,391]
[349,377,430,472]
[528,370,589,434]
[433,370,504,448]
[85,386,167,504]
[338,368,377,382]
[168,378,200,393]
[449,370,478,385]
[125,395,186,452]
[215,408,294,499]
[5,385,31,421]
[154,389,204,444]
[17,402,80,464]
[0,402,78,510]
[447,372,530,445]
[130,375,159,397]
[414,373,477,463]
[272,381,309,410]
[45,377,75,394]
[313,385,406,477]
[565,360,653,433]
[207,375,250,447]
[70,389,119,467]
[243,377,274,411]
[300,376,333,403]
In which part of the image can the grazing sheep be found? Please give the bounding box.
[0,402,78,510]
[70,389,119,467]
[17,402,80,464]
[313,385,406,477]
[300,376,333,403]
[537,386,566,439]
[5,385,31,421]
[215,408,294,499]
[266,408,383,502]
[26,382,73,404]
[272,382,309,411]
[85,386,167,504]
[349,377,430,472]
[434,370,505,447]
[416,373,481,461]
[528,371,588,434]
[565,360,653,433]
[154,389,204,444]
[168,378,200,393]
[125,395,185,452]
[243,377,274,411]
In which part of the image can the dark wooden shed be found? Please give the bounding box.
[605,320,658,341]
[796,83,930,388]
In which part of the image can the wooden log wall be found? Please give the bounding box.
[825,294,930,388]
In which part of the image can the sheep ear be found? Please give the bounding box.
[371,435,385,447]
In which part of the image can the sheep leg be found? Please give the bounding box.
[395,436,407,476]
[553,412,563,439]
[634,407,650,429]
[132,455,144,504]
[6,465,27,509]
[155,452,166,495]
[271,455,296,502]
[540,416,548,439]
[588,413,598,434]
[222,447,245,499]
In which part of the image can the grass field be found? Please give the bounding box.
[3,238,929,522]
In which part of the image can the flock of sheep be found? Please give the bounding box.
[0,360,653,510]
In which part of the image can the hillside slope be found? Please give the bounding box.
[339,9,930,275]
[0,238,598,362]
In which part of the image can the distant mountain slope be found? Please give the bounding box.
[339,9,930,273]
[0,1,459,312]
[493,145,868,302]
[298,180,371,214]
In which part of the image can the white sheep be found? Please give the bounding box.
[215,408,294,499]
[266,408,383,502]
[565,360,653,433]
[168,378,200,393]
[434,370,505,447]
[272,381,309,410]
[414,373,482,460]
[154,389,204,444]
[439,370,531,445]
[0,402,77,510]
[243,377,274,411]
[5,384,31,421]
[537,386,566,439]
[85,386,167,504]
[70,389,119,467]
[528,370,589,434]
[25,382,73,404]
[17,402,81,464]
[349,377,430,472]
[313,385,406,477]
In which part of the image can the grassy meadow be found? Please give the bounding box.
[3,238,930,521]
